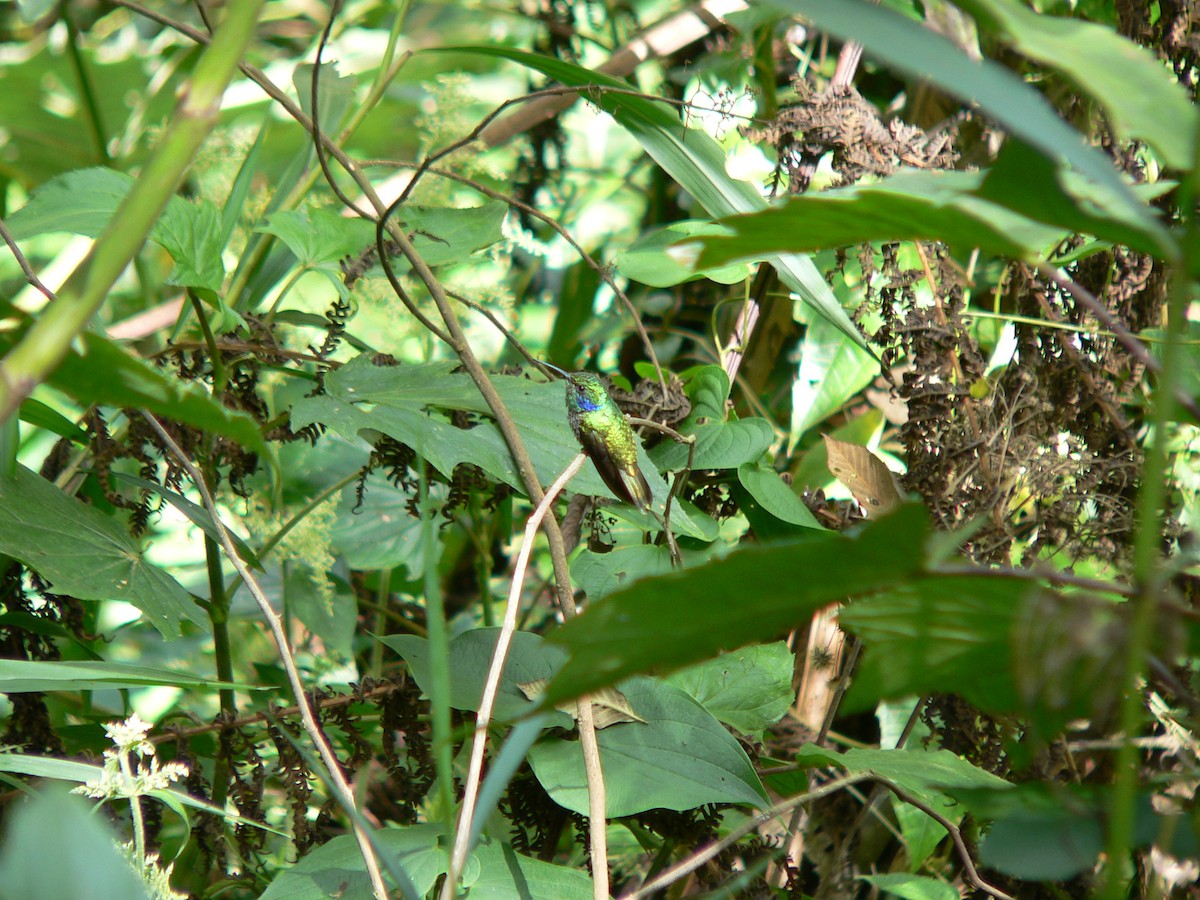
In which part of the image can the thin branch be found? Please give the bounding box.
[444,453,591,895]
[419,164,665,388]
[622,773,873,899]
[0,217,56,303]
[873,775,1015,900]
[142,413,388,900]
[479,0,752,147]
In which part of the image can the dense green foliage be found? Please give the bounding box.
[0,1,1198,897]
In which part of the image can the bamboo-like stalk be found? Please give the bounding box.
[0,0,265,424]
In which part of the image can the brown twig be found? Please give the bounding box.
[0,216,56,303]
[143,412,388,900]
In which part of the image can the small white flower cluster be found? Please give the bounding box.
[120,843,189,900]
[73,714,189,801]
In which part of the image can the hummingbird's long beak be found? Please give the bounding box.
[539,361,570,380]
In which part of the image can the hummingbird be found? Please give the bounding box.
[541,363,653,512]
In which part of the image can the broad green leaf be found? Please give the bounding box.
[544,504,930,704]
[0,466,206,638]
[289,357,705,536]
[957,0,1196,169]
[156,197,226,292]
[399,202,508,267]
[547,259,600,366]
[792,314,880,445]
[649,364,775,470]
[767,0,1174,260]
[677,365,731,421]
[6,168,231,286]
[975,138,1175,259]
[382,629,573,727]
[737,463,824,530]
[528,677,767,816]
[330,474,440,577]
[839,575,1026,714]
[446,47,865,346]
[259,824,447,899]
[294,61,357,127]
[37,332,270,458]
[259,206,376,268]
[466,839,593,899]
[652,418,774,470]
[5,168,189,240]
[664,642,794,736]
[570,544,676,600]
[0,48,173,185]
[878,700,950,869]
[0,786,152,900]
[971,787,1198,881]
[0,659,242,692]
[616,221,750,286]
[795,744,1012,809]
[682,169,1073,270]
[859,873,959,900]
[283,566,356,661]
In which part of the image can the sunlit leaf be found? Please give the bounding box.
[0,466,206,638]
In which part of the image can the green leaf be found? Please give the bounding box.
[259,824,447,899]
[956,0,1196,170]
[683,169,1074,270]
[289,357,705,536]
[795,744,1012,809]
[970,786,1198,881]
[859,873,959,900]
[0,658,244,692]
[0,786,152,900]
[17,398,89,444]
[792,314,881,444]
[6,168,189,241]
[544,504,930,704]
[678,365,731,421]
[259,206,376,268]
[330,474,440,578]
[0,466,206,638]
[616,221,750,287]
[0,48,173,185]
[466,840,593,899]
[649,365,775,471]
[399,202,508,267]
[283,566,356,662]
[878,701,950,869]
[766,0,1175,260]
[663,642,795,736]
[570,545,676,600]
[975,137,1174,259]
[445,47,865,347]
[737,463,824,530]
[528,677,767,816]
[6,168,230,288]
[839,575,1026,714]
[652,418,774,471]
[156,198,226,292]
[41,332,270,458]
[382,629,573,726]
